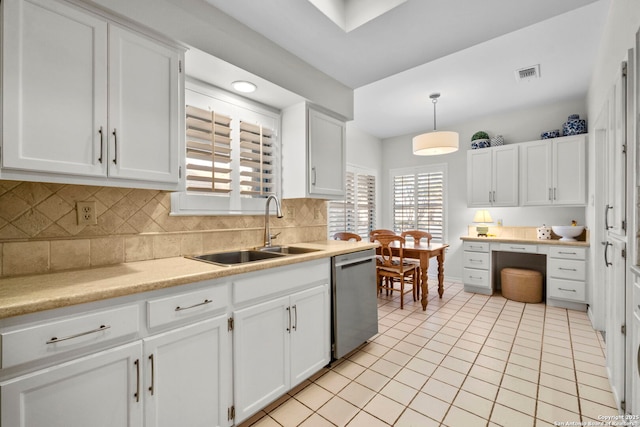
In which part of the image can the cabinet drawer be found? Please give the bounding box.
[1,305,139,369]
[547,258,586,280]
[463,268,490,289]
[463,241,489,252]
[549,246,586,260]
[463,251,489,270]
[499,243,537,253]
[548,278,586,302]
[147,284,229,329]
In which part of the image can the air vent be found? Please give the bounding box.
[515,65,541,82]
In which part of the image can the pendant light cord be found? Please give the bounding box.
[432,97,437,131]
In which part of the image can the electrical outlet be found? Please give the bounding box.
[76,201,97,225]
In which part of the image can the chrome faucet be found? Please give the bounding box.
[264,195,283,247]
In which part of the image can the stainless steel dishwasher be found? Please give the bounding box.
[332,248,378,359]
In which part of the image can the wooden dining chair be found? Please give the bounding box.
[401,230,432,245]
[374,234,419,309]
[333,232,362,241]
[369,228,395,242]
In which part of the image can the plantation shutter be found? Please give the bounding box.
[239,121,276,198]
[185,105,232,193]
[392,170,444,241]
[328,171,375,239]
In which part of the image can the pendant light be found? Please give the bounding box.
[412,93,459,155]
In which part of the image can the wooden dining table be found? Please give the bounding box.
[383,241,449,310]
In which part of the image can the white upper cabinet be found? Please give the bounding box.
[1,0,183,190]
[282,103,346,199]
[520,135,586,206]
[467,145,519,207]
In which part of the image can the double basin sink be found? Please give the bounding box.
[189,246,320,267]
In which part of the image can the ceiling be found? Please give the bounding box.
[196,0,610,139]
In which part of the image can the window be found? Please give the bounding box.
[390,164,447,242]
[171,79,281,215]
[328,167,376,239]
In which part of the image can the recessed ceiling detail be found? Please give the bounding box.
[306,0,407,32]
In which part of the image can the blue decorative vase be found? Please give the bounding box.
[541,129,560,139]
[471,138,491,149]
[562,114,587,136]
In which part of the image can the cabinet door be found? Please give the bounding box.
[605,237,626,409]
[520,140,552,206]
[467,149,493,207]
[308,108,345,198]
[492,145,518,206]
[143,316,230,427]
[605,72,627,236]
[108,25,180,184]
[1,342,142,427]
[233,296,290,423]
[290,284,330,387]
[2,0,108,176]
[553,136,587,206]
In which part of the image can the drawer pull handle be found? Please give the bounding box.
[510,246,526,250]
[470,276,483,280]
[46,324,111,344]
[558,267,577,272]
[469,259,482,263]
[558,288,577,293]
[175,299,212,312]
[558,251,577,255]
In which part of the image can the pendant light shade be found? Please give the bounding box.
[412,93,459,156]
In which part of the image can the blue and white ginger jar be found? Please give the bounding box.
[562,114,587,136]
[471,139,491,149]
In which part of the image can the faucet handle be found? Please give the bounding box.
[271,232,281,240]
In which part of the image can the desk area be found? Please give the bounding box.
[460,236,590,311]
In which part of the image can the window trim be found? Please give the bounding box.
[171,78,282,216]
[388,163,448,243]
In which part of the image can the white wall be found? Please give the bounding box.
[381,97,588,280]
[346,122,383,172]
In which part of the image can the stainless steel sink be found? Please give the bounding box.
[256,246,321,255]
[189,250,286,266]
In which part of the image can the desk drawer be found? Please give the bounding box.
[548,258,586,280]
[548,278,586,302]
[463,251,489,270]
[499,243,537,253]
[463,241,489,253]
[1,305,139,369]
[147,283,229,329]
[549,246,586,260]
[463,268,490,289]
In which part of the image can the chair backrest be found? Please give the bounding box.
[333,232,362,241]
[369,228,395,242]
[374,234,405,268]
[401,230,432,245]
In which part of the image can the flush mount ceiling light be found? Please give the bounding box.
[231,80,257,93]
[412,93,459,156]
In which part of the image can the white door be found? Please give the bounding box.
[308,108,345,197]
[2,0,108,176]
[606,67,627,237]
[553,136,587,205]
[492,145,519,206]
[290,284,330,387]
[108,25,180,184]
[605,236,626,409]
[233,296,290,423]
[144,316,230,427]
[520,141,552,206]
[467,149,493,206]
[0,342,142,427]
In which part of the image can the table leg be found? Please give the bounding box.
[437,250,445,298]
[420,256,429,310]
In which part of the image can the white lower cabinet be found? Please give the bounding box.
[143,316,230,427]
[547,246,587,305]
[233,283,329,424]
[462,241,491,294]
[1,341,143,427]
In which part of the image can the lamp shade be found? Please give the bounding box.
[473,210,493,223]
[412,131,459,155]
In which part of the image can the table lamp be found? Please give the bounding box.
[473,210,493,237]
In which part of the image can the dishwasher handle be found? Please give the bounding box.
[335,256,375,269]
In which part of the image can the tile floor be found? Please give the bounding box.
[238,280,619,427]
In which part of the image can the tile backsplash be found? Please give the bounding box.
[0,181,327,277]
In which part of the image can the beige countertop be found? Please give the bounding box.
[460,236,590,247]
[0,240,377,320]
